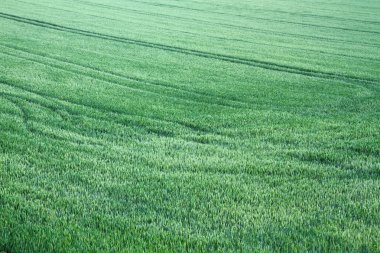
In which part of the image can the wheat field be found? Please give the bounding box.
[0,0,380,252]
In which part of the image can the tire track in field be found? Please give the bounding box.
[12,0,380,62]
[0,50,212,110]
[1,81,231,147]
[1,12,378,85]
[1,92,106,146]
[122,0,380,35]
[0,78,220,136]
[0,43,251,108]
[1,91,127,147]
[14,0,380,63]
[254,8,380,25]
[1,91,92,147]
[70,0,380,47]
[0,92,30,132]
[289,152,380,179]
[311,1,380,10]
[0,47,248,110]
[13,0,123,23]
[22,0,379,23]
[1,88,85,124]
[0,88,130,144]
[138,26,380,63]
[167,0,380,24]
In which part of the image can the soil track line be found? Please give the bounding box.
[0,12,379,85]
[122,0,380,34]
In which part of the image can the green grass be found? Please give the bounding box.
[0,0,379,252]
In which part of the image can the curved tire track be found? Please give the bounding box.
[123,0,380,35]
[12,1,380,63]
[0,49,248,111]
[70,1,380,47]
[0,12,379,85]
[0,43,250,109]
[0,79,219,136]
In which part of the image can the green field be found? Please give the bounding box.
[0,0,380,252]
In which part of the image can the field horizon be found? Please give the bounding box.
[1,0,379,252]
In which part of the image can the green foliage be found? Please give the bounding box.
[0,0,379,252]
